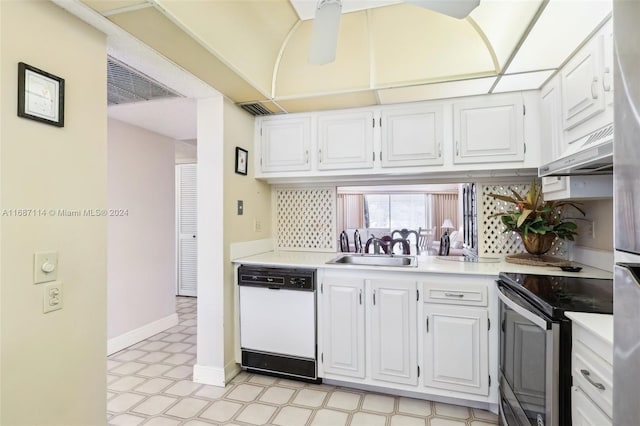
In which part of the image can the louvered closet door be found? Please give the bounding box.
[177,164,197,296]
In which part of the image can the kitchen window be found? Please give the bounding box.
[337,184,463,244]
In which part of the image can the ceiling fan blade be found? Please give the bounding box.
[404,0,480,19]
[309,0,342,65]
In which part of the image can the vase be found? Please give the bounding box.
[518,232,556,256]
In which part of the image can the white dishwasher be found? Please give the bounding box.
[238,265,318,382]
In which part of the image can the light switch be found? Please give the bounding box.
[34,251,58,284]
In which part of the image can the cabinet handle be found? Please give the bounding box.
[603,68,612,91]
[359,289,362,305]
[591,78,599,99]
[445,292,465,298]
[438,143,442,158]
[373,290,376,305]
[318,149,322,163]
[305,150,309,163]
[456,141,459,156]
[580,369,605,390]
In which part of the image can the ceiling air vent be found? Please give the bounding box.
[107,57,182,105]
[239,102,274,116]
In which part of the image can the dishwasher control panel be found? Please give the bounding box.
[238,265,316,291]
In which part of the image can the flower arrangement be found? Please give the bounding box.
[489,181,585,254]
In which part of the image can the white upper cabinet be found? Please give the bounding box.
[259,115,311,172]
[452,93,525,164]
[561,31,605,130]
[317,111,374,171]
[380,105,444,168]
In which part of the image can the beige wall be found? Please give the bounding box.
[107,119,176,342]
[222,100,272,366]
[0,1,107,425]
[575,199,614,251]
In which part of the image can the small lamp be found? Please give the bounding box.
[439,219,454,256]
[441,219,454,235]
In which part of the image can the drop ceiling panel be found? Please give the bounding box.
[290,0,402,20]
[156,0,298,96]
[377,77,496,104]
[492,70,555,94]
[506,0,612,73]
[370,4,496,86]
[276,12,371,97]
[469,0,543,70]
[82,0,147,14]
[276,91,378,113]
[108,7,265,103]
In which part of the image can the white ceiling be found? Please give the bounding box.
[69,0,612,140]
[108,97,197,141]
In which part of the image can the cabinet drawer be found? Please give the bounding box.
[572,340,612,418]
[572,386,612,426]
[422,282,487,306]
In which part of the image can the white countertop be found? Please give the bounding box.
[565,312,614,346]
[232,250,613,279]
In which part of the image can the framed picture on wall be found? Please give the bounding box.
[17,62,65,127]
[235,147,248,175]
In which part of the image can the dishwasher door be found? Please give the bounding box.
[239,285,316,358]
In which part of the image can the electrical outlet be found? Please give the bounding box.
[237,200,244,215]
[254,219,262,232]
[43,281,63,313]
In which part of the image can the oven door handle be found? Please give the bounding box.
[497,285,550,330]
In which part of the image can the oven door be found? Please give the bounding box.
[497,282,560,426]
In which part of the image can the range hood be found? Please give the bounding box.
[539,123,613,177]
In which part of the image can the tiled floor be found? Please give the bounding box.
[107,297,499,426]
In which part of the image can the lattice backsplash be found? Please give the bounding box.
[479,183,567,257]
[275,187,336,251]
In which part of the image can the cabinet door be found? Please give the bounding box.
[540,76,565,162]
[369,279,418,386]
[260,116,311,172]
[321,278,366,378]
[453,94,524,164]
[423,304,488,395]
[602,21,614,108]
[572,386,612,426]
[380,105,444,167]
[561,35,605,130]
[317,111,374,170]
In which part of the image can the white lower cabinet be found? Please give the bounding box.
[567,313,613,426]
[422,280,490,396]
[320,276,417,386]
[572,386,612,426]
[319,271,497,408]
[321,278,365,378]
[369,279,418,385]
[423,304,488,395]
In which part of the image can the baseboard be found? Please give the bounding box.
[107,313,179,355]
[193,364,226,387]
[193,362,241,387]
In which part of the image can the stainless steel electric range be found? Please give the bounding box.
[496,272,613,426]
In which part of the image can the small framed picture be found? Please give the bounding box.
[17,62,65,127]
[235,147,248,175]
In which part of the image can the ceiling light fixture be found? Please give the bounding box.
[309,0,342,65]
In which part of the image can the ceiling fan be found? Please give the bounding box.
[309,0,481,64]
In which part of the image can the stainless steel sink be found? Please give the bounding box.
[327,254,418,267]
